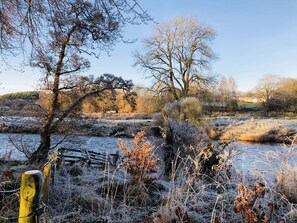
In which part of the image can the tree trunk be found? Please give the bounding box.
[30,72,60,163]
[161,111,177,176]
[29,127,51,163]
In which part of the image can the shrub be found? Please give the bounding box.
[161,113,211,176]
[164,97,202,126]
[234,183,269,223]
[274,144,297,203]
[118,131,158,182]
[226,99,238,112]
[180,97,202,124]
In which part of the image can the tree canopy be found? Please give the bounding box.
[0,0,150,57]
[134,16,217,100]
[0,0,151,163]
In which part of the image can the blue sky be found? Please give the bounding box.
[1,0,297,94]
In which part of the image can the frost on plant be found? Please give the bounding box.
[234,183,266,223]
[233,183,287,223]
[118,131,158,182]
[163,97,202,126]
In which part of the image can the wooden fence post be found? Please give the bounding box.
[49,152,58,184]
[19,170,43,223]
[42,162,51,205]
[57,148,64,169]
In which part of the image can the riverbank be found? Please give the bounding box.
[0,115,158,138]
[1,115,297,144]
[210,117,297,144]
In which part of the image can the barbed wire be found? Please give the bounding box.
[0,150,58,222]
[0,205,46,221]
[0,188,20,194]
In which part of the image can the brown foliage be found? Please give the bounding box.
[119,131,158,182]
[234,183,286,223]
[234,183,265,222]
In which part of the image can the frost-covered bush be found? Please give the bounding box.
[164,97,202,126]
[162,119,210,176]
[273,142,297,203]
[119,131,159,183]
[169,119,209,153]
[180,97,202,123]
[163,118,237,181]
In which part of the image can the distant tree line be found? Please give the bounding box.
[254,74,297,114]
[39,82,137,114]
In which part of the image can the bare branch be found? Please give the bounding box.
[134,16,216,99]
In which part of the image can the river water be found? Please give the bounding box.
[0,133,127,160]
[0,133,296,182]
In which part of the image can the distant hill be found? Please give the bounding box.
[0,91,42,116]
[0,91,39,100]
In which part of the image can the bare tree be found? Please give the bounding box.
[218,75,237,102]
[0,0,151,163]
[228,76,237,99]
[254,74,280,114]
[219,76,228,101]
[134,16,217,100]
[272,77,297,112]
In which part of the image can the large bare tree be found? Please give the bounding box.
[254,74,280,114]
[134,16,217,100]
[0,0,150,163]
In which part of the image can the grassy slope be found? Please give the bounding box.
[0,91,39,100]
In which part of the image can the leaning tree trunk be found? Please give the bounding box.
[29,72,61,163]
[29,33,74,164]
[29,127,52,163]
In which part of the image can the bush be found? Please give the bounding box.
[226,99,238,112]
[164,97,202,126]
[161,118,212,176]
[234,183,269,222]
[118,131,159,183]
[275,145,297,203]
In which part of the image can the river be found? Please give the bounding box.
[0,133,295,182]
[0,133,127,160]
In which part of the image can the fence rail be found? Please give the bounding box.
[0,147,120,222]
[58,147,120,167]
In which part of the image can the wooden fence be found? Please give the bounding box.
[59,147,120,167]
[0,148,119,223]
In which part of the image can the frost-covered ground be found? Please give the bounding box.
[45,139,297,222]
[0,115,156,136]
[0,116,40,133]
[210,117,297,143]
[0,115,154,127]
[2,155,294,222]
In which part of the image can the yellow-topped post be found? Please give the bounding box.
[19,170,43,223]
[42,162,51,205]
